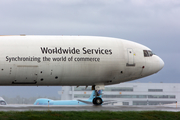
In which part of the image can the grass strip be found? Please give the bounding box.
[0,111,179,120]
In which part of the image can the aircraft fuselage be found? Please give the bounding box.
[0,36,164,86]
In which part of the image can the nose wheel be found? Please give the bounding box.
[93,97,103,105]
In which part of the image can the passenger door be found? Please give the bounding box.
[126,49,135,66]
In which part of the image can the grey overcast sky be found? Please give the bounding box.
[0,0,180,98]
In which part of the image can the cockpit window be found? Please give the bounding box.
[148,50,153,56]
[143,50,154,57]
[143,50,149,57]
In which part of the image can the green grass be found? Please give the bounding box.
[0,111,179,120]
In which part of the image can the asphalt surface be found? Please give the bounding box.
[0,105,179,112]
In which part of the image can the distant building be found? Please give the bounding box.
[59,83,180,105]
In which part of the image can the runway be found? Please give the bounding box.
[0,105,180,112]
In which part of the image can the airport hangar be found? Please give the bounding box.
[59,83,180,105]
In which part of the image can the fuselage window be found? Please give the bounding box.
[143,50,149,57]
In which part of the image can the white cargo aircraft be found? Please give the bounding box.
[0,35,164,105]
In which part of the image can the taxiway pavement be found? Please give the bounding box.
[0,105,179,112]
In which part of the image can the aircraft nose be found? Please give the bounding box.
[141,55,164,77]
[154,55,164,73]
[158,57,164,71]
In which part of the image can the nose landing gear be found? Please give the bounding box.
[92,85,104,105]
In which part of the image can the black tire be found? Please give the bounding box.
[93,97,102,105]
[93,98,96,104]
